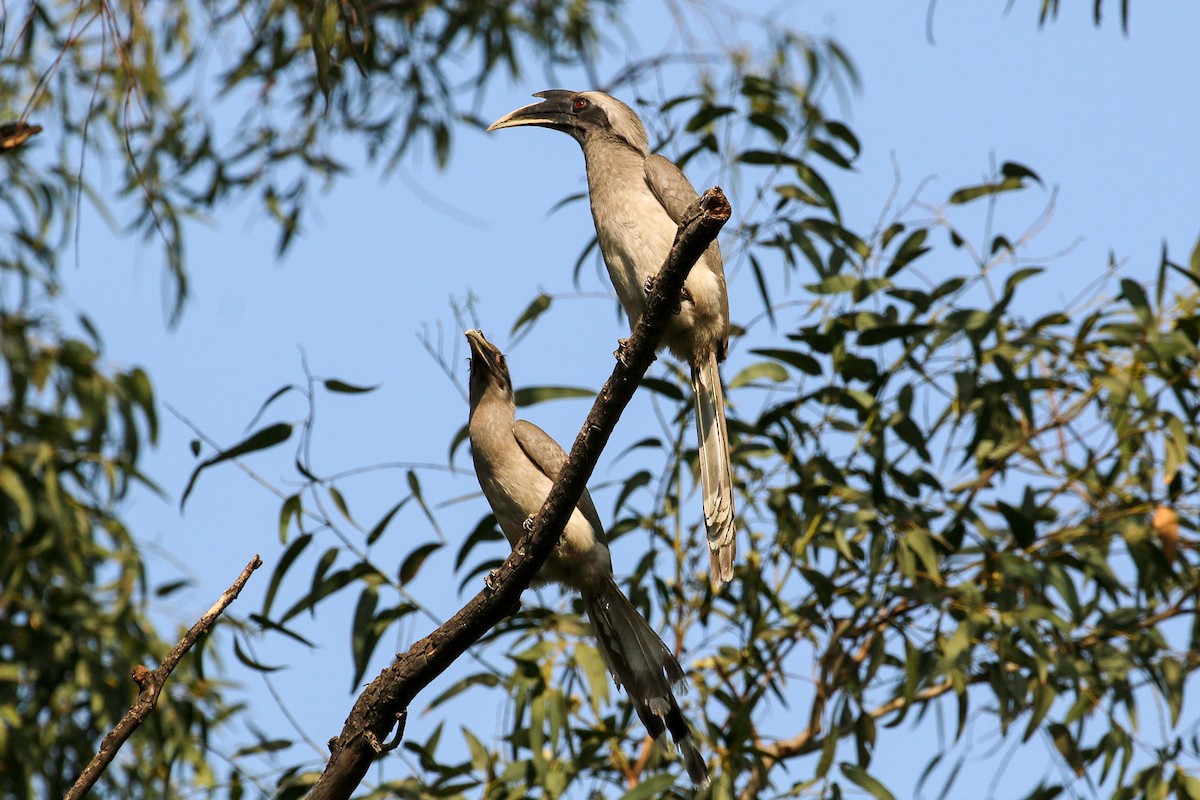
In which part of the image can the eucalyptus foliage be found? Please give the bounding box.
[2,1,1195,799]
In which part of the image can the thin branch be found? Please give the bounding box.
[306,187,732,799]
[735,594,1200,800]
[65,554,264,800]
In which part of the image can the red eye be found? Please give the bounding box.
[573,97,589,111]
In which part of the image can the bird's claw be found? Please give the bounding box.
[675,286,692,315]
[614,338,631,365]
[645,275,685,314]
[485,570,501,591]
[522,516,536,533]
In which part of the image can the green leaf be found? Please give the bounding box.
[858,324,929,347]
[948,176,1024,205]
[613,470,651,515]
[279,561,378,624]
[1003,267,1044,296]
[233,637,283,672]
[840,762,897,800]
[997,499,1036,547]
[181,422,293,508]
[455,515,505,573]
[1001,161,1042,185]
[448,423,470,466]
[748,111,788,142]
[513,385,593,406]
[279,493,302,543]
[729,361,789,388]
[574,642,611,713]
[350,586,379,687]
[428,673,501,710]
[806,274,861,295]
[617,774,678,800]
[1160,657,1184,725]
[323,379,377,394]
[263,533,313,618]
[367,498,408,546]
[903,528,941,580]
[249,614,314,648]
[1163,413,1188,486]
[0,466,34,531]
[154,579,192,598]
[399,542,443,585]
[826,120,862,158]
[1023,682,1057,742]
[639,376,686,401]
[462,726,492,773]
[686,103,735,132]
[244,384,297,432]
[739,149,799,166]
[232,738,293,758]
[406,469,443,542]
[886,229,929,277]
[1177,772,1200,800]
[511,292,552,336]
[328,485,353,524]
[1048,723,1085,776]
[748,252,775,322]
[1119,278,1152,323]
[751,347,822,376]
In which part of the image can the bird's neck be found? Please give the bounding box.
[582,135,646,178]
[468,390,517,456]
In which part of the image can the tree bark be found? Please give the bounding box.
[65,554,263,800]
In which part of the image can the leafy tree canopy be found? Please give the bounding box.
[1,1,1195,799]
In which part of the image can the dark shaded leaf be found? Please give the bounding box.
[233,637,283,673]
[181,423,293,508]
[840,762,896,800]
[324,379,378,394]
[399,542,443,585]
[513,386,593,407]
[510,293,552,337]
[752,347,822,376]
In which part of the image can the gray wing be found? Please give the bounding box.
[644,153,700,223]
[513,419,607,538]
[645,153,730,359]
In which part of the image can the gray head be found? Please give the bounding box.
[487,90,649,156]
[465,329,513,413]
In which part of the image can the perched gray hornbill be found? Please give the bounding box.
[488,90,737,589]
[465,329,708,789]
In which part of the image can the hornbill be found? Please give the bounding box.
[488,90,737,589]
[465,329,708,788]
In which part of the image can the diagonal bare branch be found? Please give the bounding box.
[65,554,264,800]
[307,187,732,800]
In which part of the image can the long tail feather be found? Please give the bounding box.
[692,352,736,588]
[584,578,710,789]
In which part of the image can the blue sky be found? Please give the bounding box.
[52,1,1200,795]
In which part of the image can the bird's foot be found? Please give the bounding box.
[522,516,536,533]
[485,570,501,591]
[614,337,631,365]
[644,274,685,314]
[679,286,692,312]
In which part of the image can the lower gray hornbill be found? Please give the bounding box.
[465,329,708,788]
[487,90,736,589]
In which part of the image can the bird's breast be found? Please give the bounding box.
[586,164,677,317]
